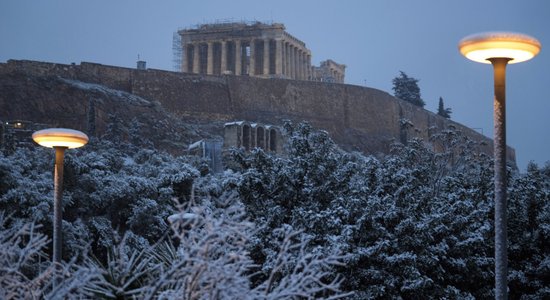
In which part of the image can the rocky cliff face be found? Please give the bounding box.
[0,59,516,164]
[0,64,221,154]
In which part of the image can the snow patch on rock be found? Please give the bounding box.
[59,77,152,106]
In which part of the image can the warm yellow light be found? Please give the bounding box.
[32,128,89,149]
[459,32,541,64]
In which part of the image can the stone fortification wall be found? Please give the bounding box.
[0,60,515,162]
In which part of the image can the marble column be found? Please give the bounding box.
[193,42,200,74]
[296,47,300,79]
[263,39,270,75]
[285,42,290,78]
[298,49,303,80]
[207,42,214,75]
[275,39,283,76]
[306,54,311,80]
[283,42,287,76]
[275,39,283,75]
[295,50,300,79]
[288,43,294,78]
[296,50,301,79]
[298,50,304,80]
[303,53,308,80]
[182,43,189,72]
[289,45,295,79]
[235,40,242,75]
[298,49,302,79]
[220,41,227,74]
[249,39,256,75]
[304,53,308,79]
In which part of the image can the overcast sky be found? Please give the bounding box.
[1,0,548,170]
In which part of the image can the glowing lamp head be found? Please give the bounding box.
[459,32,541,64]
[32,128,89,149]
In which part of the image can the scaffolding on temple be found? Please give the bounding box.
[172,31,183,72]
[174,21,345,83]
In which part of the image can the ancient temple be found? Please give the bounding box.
[312,60,346,83]
[177,21,345,83]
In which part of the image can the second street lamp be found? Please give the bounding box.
[459,32,541,299]
[32,128,89,265]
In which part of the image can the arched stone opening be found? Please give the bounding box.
[256,126,265,149]
[224,121,282,154]
[269,128,277,152]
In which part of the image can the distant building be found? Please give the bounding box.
[0,120,49,149]
[176,21,345,83]
[136,60,146,70]
[188,139,223,173]
[187,121,283,173]
[311,60,346,84]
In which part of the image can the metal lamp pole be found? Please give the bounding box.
[459,32,541,299]
[52,146,67,265]
[490,57,510,299]
[32,128,89,266]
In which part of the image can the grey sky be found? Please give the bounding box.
[1,0,548,170]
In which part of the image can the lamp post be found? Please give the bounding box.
[459,32,541,299]
[32,128,89,265]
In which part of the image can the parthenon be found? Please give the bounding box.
[177,21,345,83]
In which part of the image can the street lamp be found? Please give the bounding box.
[32,128,89,265]
[459,32,541,299]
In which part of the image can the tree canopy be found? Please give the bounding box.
[438,96,452,119]
[1,122,549,298]
[392,71,425,107]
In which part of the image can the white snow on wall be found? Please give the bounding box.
[59,78,152,106]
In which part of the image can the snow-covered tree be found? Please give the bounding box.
[0,139,198,261]
[1,120,549,298]
[0,195,350,299]
[231,122,517,298]
[507,162,550,299]
[102,113,125,142]
[139,194,350,299]
[0,215,103,299]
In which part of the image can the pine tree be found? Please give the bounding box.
[103,113,124,142]
[392,71,425,107]
[437,97,452,119]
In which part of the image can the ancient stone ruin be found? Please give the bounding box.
[223,121,282,153]
[0,59,517,166]
[177,21,345,83]
[312,59,346,83]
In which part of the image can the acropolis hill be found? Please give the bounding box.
[0,21,515,163]
[0,59,516,164]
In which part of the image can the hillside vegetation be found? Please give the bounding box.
[1,122,548,298]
